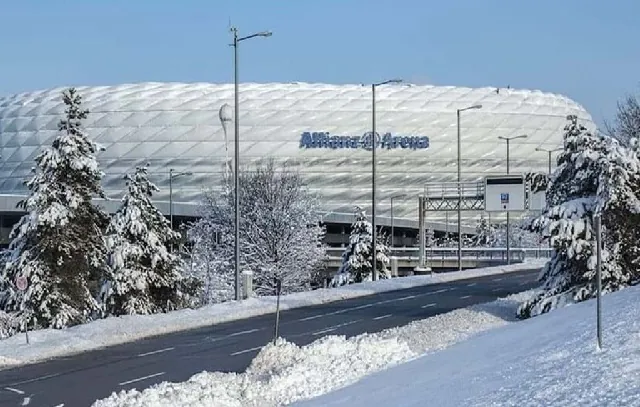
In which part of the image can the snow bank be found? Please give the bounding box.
[91,289,539,407]
[297,285,640,407]
[0,260,544,368]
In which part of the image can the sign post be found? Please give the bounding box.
[273,277,282,345]
[595,214,603,350]
[15,276,30,344]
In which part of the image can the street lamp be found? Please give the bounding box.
[169,168,193,250]
[230,26,272,301]
[456,104,483,271]
[498,134,528,264]
[535,146,563,175]
[390,194,407,249]
[371,78,402,281]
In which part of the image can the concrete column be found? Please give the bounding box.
[242,269,253,299]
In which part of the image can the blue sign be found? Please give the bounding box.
[500,193,509,204]
[299,131,429,151]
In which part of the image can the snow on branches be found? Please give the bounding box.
[187,160,327,300]
[0,88,109,329]
[331,207,390,286]
[102,164,185,316]
[518,115,640,318]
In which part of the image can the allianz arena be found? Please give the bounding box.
[0,82,594,245]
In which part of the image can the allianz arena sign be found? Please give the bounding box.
[299,131,430,151]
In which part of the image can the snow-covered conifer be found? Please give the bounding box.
[188,159,327,298]
[0,88,109,328]
[331,207,390,286]
[518,115,640,318]
[103,164,184,316]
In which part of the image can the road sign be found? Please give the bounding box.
[15,276,27,292]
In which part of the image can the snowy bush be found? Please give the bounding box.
[518,115,640,318]
[331,207,390,286]
[102,164,186,316]
[187,159,327,300]
[0,88,109,329]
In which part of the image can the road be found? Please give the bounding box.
[0,268,540,407]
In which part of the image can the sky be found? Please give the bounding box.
[1,0,638,127]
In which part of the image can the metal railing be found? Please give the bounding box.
[325,246,553,261]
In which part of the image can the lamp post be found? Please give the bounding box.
[230,26,272,301]
[371,78,402,281]
[498,134,528,264]
[390,194,407,249]
[535,146,563,175]
[456,104,483,271]
[169,168,193,251]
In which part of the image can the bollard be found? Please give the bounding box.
[242,269,253,299]
[390,256,399,277]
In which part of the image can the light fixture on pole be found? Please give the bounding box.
[390,194,407,249]
[535,146,563,175]
[456,104,483,271]
[169,168,193,251]
[230,26,272,301]
[371,78,402,281]
[498,134,528,264]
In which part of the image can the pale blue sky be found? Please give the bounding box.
[1,0,638,126]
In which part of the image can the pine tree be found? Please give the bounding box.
[103,164,184,316]
[0,88,109,329]
[331,207,390,286]
[517,115,640,318]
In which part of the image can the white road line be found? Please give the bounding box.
[493,277,503,282]
[421,303,436,309]
[493,288,502,292]
[137,347,174,357]
[53,404,65,407]
[432,288,449,294]
[118,372,165,386]
[312,327,337,336]
[397,295,417,301]
[21,397,30,406]
[299,314,325,321]
[5,387,25,394]
[467,283,477,287]
[373,314,392,320]
[460,295,472,299]
[229,328,260,337]
[230,345,263,356]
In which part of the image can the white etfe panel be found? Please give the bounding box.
[484,175,526,212]
[529,190,546,211]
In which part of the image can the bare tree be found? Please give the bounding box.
[605,88,640,146]
[187,159,327,299]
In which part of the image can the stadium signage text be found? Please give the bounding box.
[299,131,430,151]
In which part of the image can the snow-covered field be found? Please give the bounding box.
[296,285,640,407]
[0,260,544,368]
[92,283,640,407]
[92,290,537,407]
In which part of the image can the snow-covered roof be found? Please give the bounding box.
[0,82,594,222]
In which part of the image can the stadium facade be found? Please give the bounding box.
[0,82,594,246]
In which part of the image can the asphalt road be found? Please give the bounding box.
[0,268,540,407]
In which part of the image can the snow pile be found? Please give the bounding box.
[91,290,537,407]
[297,285,640,407]
[0,260,544,367]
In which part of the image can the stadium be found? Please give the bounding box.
[0,82,594,247]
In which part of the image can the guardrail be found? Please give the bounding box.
[325,246,553,261]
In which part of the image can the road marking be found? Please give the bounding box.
[118,372,165,386]
[299,314,324,321]
[21,397,30,406]
[460,295,472,299]
[229,328,261,337]
[6,372,62,386]
[312,327,337,336]
[421,303,436,308]
[520,281,530,286]
[432,288,449,294]
[467,283,477,287]
[230,345,263,356]
[493,288,502,293]
[396,295,416,301]
[5,387,25,394]
[493,277,503,282]
[311,319,363,336]
[137,347,174,357]
[373,314,392,320]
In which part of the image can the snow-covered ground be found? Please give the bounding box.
[0,260,544,368]
[92,289,537,407]
[296,285,640,407]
